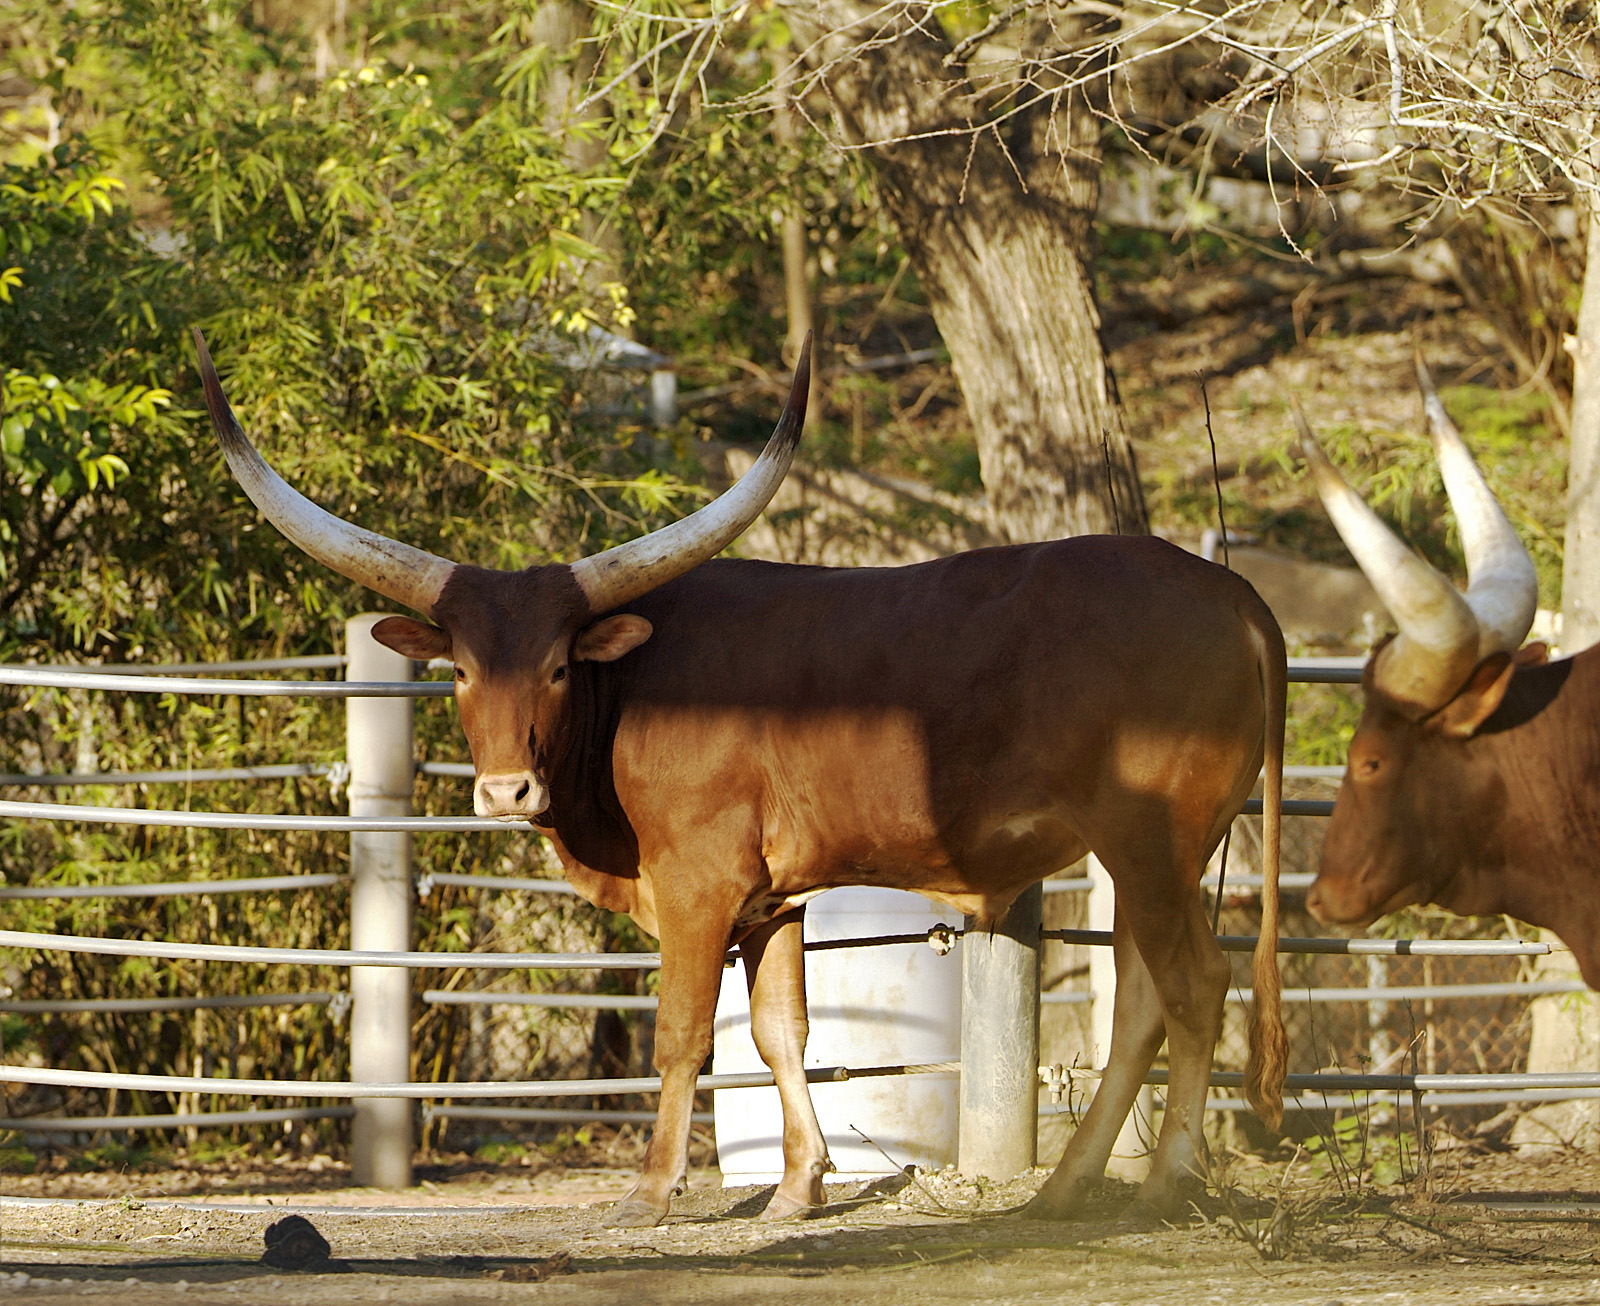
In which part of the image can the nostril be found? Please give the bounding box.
[514,781,530,803]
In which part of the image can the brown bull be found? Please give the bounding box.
[195,327,1287,1227]
[1294,362,1600,977]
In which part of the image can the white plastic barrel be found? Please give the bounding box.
[712,886,962,1185]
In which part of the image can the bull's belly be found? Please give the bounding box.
[760,806,1086,929]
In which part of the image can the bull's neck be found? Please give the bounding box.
[1433,651,1600,983]
[540,656,639,879]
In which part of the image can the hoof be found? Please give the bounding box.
[1117,1198,1170,1230]
[759,1189,824,1222]
[1018,1180,1091,1222]
[605,1197,668,1228]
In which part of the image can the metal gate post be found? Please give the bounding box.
[958,880,1041,1178]
[346,614,414,1188]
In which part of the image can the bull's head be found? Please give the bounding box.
[1296,357,1538,925]
[194,328,810,823]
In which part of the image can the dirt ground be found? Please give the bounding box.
[8,1144,1600,1305]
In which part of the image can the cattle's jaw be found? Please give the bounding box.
[1305,859,1426,927]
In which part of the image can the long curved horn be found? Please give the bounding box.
[570,333,811,614]
[195,329,456,617]
[1415,354,1537,659]
[1293,399,1480,711]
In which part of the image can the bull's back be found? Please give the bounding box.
[610,536,1278,895]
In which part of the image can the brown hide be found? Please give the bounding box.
[543,539,1269,923]
[435,534,1289,1228]
[1308,644,1600,984]
[384,533,1288,1227]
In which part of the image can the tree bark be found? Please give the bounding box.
[782,1,1145,542]
[772,47,820,427]
[1563,181,1600,653]
[1519,162,1600,1152]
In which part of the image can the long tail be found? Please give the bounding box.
[1242,609,1288,1130]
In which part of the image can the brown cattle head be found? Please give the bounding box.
[1295,356,1538,926]
[194,328,810,822]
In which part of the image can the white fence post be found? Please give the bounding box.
[958,881,1041,1178]
[346,614,414,1188]
[1088,853,1152,1180]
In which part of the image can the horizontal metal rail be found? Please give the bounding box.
[0,868,1309,901]
[24,656,349,675]
[1044,1068,1600,1113]
[424,991,659,1011]
[0,992,336,1015]
[418,873,578,896]
[1288,656,1365,683]
[423,1105,712,1126]
[1041,928,1562,957]
[0,1061,960,1099]
[1,1107,355,1132]
[0,799,511,832]
[1202,873,1317,891]
[0,874,347,900]
[1043,979,1591,1008]
[0,763,338,788]
[1165,1068,1600,1093]
[1242,798,1333,816]
[0,666,451,698]
[1233,980,1588,1004]
[1190,1088,1600,1113]
[1043,873,1319,895]
[0,760,472,788]
[0,929,662,970]
[0,656,349,676]
[6,926,1558,970]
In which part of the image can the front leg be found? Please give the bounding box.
[741,909,832,1219]
[608,894,739,1228]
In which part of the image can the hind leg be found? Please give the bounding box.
[1024,909,1165,1219]
[741,910,831,1219]
[1116,883,1230,1219]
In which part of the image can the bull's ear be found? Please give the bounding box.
[1432,652,1516,739]
[1514,640,1550,668]
[370,616,452,661]
[573,614,653,662]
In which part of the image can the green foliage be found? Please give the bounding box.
[473,1137,528,1164]
[0,1,707,1137]
[0,1144,37,1172]
[1302,1111,1407,1192]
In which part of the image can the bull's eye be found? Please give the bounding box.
[454,667,466,682]
[1357,755,1381,778]
[551,665,568,684]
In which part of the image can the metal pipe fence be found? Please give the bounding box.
[0,1062,960,1099]
[0,993,338,1015]
[0,645,1590,1161]
[6,1107,355,1132]
[0,874,347,900]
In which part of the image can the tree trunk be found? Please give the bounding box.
[772,47,820,427]
[1563,182,1600,653]
[531,1,618,291]
[1517,170,1600,1152]
[782,2,1145,543]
